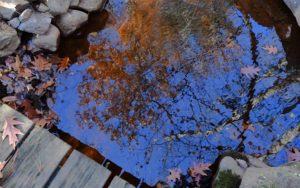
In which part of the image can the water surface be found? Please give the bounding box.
[54,0,300,185]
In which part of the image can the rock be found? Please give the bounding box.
[19,8,32,22]
[0,0,30,20]
[42,0,71,16]
[0,21,20,57]
[240,161,300,188]
[212,157,245,188]
[77,0,105,12]
[55,9,88,36]
[18,10,52,34]
[36,3,49,13]
[284,0,300,26]
[247,155,269,168]
[8,17,20,28]
[70,0,80,6]
[32,25,60,51]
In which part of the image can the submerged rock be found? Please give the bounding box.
[55,9,88,36]
[284,0,300,26]
[0,0,30,20]
[32,24,60,51]
[0,21,20,57]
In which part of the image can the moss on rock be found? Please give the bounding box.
[213,170,241,188]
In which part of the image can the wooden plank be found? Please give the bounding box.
[49,150,111,188]
[109,176,135,188]
[0,104,33,161]
[1,127,70,188]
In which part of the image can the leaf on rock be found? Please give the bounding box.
[167,168,181,182]
[31,55,51,71]
[2,117,24,148]
[263,45,278,55]
[288,148,300,162]
[241,66,261,78]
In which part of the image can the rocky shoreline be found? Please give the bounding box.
[0,0,106,57]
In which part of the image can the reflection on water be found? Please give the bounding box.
[53,0,300,185]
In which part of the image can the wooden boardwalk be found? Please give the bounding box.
[0,104,135,188]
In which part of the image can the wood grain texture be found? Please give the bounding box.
[109,176,135,188]
[49,150,111,188]
[0,104,33,161]
[1,127,70,188]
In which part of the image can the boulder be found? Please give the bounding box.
[0,21,20,57]
[240,161,300,188]
[77,0,105,12]
[32,24,60,51]
[55,9,88,36]
[18,10,52,34]
[70,0,79,6]
[42,0,71,16]
[284,0,300,26]
[0,0,30,20]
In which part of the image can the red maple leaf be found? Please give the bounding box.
[2,117,24,148]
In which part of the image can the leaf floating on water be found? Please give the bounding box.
[2,117,24,149]
[167,168,181,182]
[58,57,71,72]
[288,148,300,162]
[262,45,278,55]
[240,66,261,78]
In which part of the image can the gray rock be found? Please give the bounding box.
[42,0,71,16]
[0,21,20,57]
[19,8,32,22]
[55,9,88,36]
[247,155,269,168]
[77,0,105,12]
[32,25,60,51]
[240,162,300,188]
[36,3,49,13]
[0,0,30,20]
[284,0,300,26]
[18,11,52,34]
[70,0,79,6]
[8,17,20,28]
[218,157,245,177]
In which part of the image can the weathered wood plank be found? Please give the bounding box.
[109,176,135,188]
[49,150,111,188]
[1,127,70,188]
[0,104,33,161]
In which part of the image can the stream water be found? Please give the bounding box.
[54,0,300,185]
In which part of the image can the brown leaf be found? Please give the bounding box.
[36,79,55,95]
[31,55,52,71]
[58,57,71,72]
[20,99,39,119]
[1,96,17,102]
[2,117,24,148]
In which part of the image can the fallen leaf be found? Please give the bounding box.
[167,168,181,182]
[1,96,17,102]
[21,99,39,119]
[36,79,55,95]
[241,66,261,78]
[31,55,51,71]
[0,161,6,179]
[288,148,300,162]
[263,45,278,55]
[58,57,71,72]
[190,162,211,177]
[2,117,24,148]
